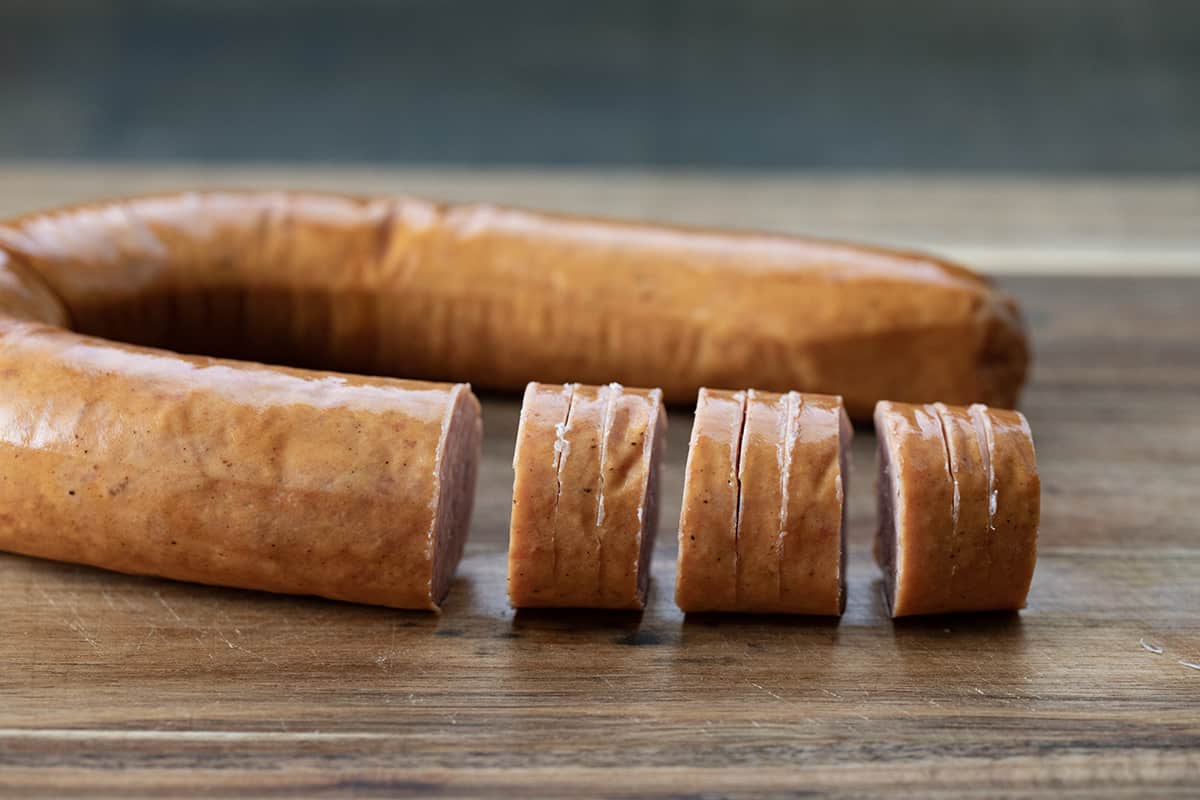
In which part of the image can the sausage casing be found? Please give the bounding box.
[0,191,1028,419]
[0,314,481,609]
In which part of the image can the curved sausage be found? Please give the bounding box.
[874,400,1039,616]
[676,389,850,615]
[0,191,1027,418]
[508,382,665,609]
[0,316,481,609]
[0,204,488,610]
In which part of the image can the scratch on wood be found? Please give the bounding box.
[215,627,279,666]
[130,625,159,654]
[154,591,183,623]
[1139,638,1164,655]
[195,634,215,660]
[33,581,100,651]
[749,682,792,706]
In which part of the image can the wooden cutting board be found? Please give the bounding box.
[1,276,1197,798]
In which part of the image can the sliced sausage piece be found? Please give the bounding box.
[508,381,665,609]
[779,392,853,616]
[507,382,574,606]
[734,390,791,611]
[931,401,993,611]
[677,389,850,615]
[675,389,746,613]
[874,401,957,617]
[875,399,1039,616]
[0,321,481,610]
[970,404,1040,611]
[549,383,612,607]
[597,385,667,609]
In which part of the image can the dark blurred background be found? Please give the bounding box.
[2,0,1198,171]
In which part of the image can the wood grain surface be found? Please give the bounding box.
[0,274,1197,798]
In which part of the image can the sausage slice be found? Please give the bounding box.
[597,385,667,609]
[550,384,612,607]
[507,382,574,606]
[779,392,852,615]
[677,388,850,615]
[734,390,791,611]
[875,400,1039,616]
[675,389,746,612]
[970,404,1041,610]
[508,381,665,608]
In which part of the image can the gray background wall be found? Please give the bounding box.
[2,0,1198,171]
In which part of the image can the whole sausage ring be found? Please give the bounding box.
[0,191,1029,609]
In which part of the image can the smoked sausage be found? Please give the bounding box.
[508,382,666,609]
[0,191,1027,419]
[0,190,1030,610]
[0,243,480,610]
[874,400,1039,617]
[676,389,851,615]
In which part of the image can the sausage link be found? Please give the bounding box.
[0,191,1028,418]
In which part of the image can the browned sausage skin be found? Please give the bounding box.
[0,226,481,610]
[0,318,482,609]
[0,191,1027,418]
[874,400,1039,617]
[508,382,666,610]
[676,389,851,615]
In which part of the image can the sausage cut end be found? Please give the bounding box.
[429,386,483,609]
